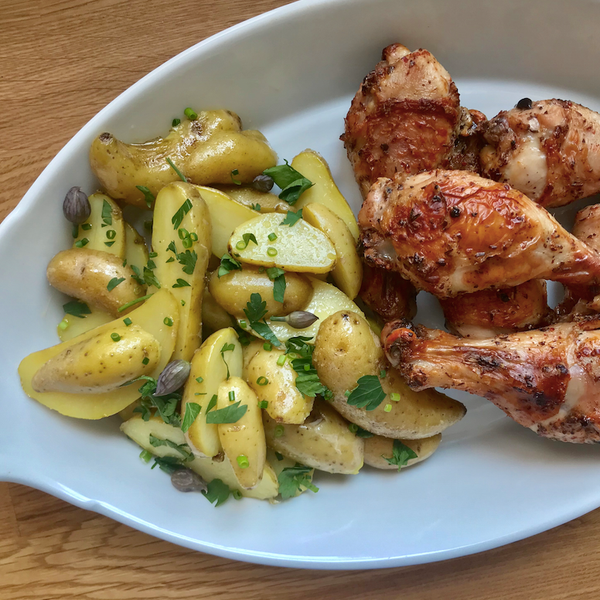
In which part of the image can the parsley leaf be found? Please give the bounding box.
[131,376,182,427]
[107,277,125,292]
[172,278,190,288]
[205,394,218,414]
[251,321,281,347]
[220,343,235,379]
[251,203,261,211]
[266,267,286,303]
[181,402,201,433]
[177,249,197,275]
[101,199,112,227]
[263,161,314,205]
[172,198,193,230]
[218,253,242,278]
[280,209,303,227]
[244,292,268,322]
[284,337,331,399]
[151,456,186,474]
[242,232,258,247]
[383,440,418,471]
[346,375,386,411]
[355,426,374,438]
[143,266,161,288]
[63,300,91,319]
[203,479,230,506]
[278,464,318,500]
[167,241,177,254]
[136,185,155,208]
[205,401,248,424]
[149,435,194,462]
[230,169,241,185]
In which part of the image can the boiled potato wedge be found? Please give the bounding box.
[313,311,466,438]
[267,449,316,499]
[121,414,278,500]
[181,328,242,458]
[229,213,336,273]
[215,185,291,213]
[19,290,179,419]
[202,287,234,336]
[149,182,211,361]
[262,277,364,343]
[242,339,265,378]
[73,193,125,258]
[303,203,362,299]
[57,307,113,342]
[364,434,442,470]
[89,111,277,208]
[247,347,313,424]
[217,377,266,490]
[47,248,146,317]
[124,222,149,275]
[209,266,312,318]
[32,325,160,394]
[291,150,359,241]
[264,400,364,474]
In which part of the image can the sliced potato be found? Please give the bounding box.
[181,328,242,458]
[242,339,265,378]
[267,449,315,498]
[217,377,266,489]
[215,185,291,213]
[57,307,113,342]
[264,400,363,474]
[208,265,312,318]
[19,290,179,419]
[247,347,314,424]
[121,414,278,500]
[90,111,277,208]
[364,434,442,470]
[47,248,146,317]
[202,287,234,336]
[291,150,359,241]
[150,182,211,361]
[124,222,149,275]
[313,311,466,438]
[229,213,336,273]
[73,193,125,258]
[250,277,364,343]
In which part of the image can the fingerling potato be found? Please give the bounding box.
[124,222,149,275]
[215,185,291,213]
[364,434,442,470]
[202,287,234,336]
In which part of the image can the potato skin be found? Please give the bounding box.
[313,311,466,438]
[89,111,277,207]
[47,248,145,316]
[215,185,291,213]
[209,266,312,318]
[364,434,442,470]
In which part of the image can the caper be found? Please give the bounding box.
[155,359,191,396]
[270,310,319,329]
[171,468,207,493]
[63,186,91,224]
[252,174,274,193]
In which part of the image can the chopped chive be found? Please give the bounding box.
[267,247,277,257]
[256,376,269,386]
[106,229,116,240]
[58,318,69,331]
[149,252,158,258]
[172,118,181,127]
[123,317,132,326]
[81,223,92,231]
[190,232,198,242]
[274,424,285,438]
[258,400,268,409]
[184,107,198,120]
[263,342,272,351]
[74,238,89,248]
[228,390,235,403]
[72,224,79,238]
[182,237,192,248]
[164,317,173,327]
[139,450,153,463]
[178,227,189,239]
[142,357,150,365]
[384,403,392,412]
[166,157,187,182]
[232,489,243,500]
[111,333,121,342]
[236,455,249,469]
[239,320,247,329]
[196,377,204,384]
[181,299,186,306]
[136,186,155,208]
[104,241,115,247]
[236,240,247,250]
[391,392,401,402]
[344,390,351,397]
[268,233,277,242]
[348,423,358,433]
[276,354,286,366]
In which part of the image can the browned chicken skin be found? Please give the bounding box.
[382,319,600,443]
[440,279,550,338]
[359,170,600,298]
[480,99,600,207]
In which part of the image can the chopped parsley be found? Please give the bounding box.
[74,238,89,248]
[346,375,386,411]
[181,402,201,433]
[263,161,313,205]
[355,426,374,439]
[220,342,236,379]
[243,293,280,347]
[107,277,125,292]
[172,278,190,288]
[172,198,193,230]
[63,300,91,319]
[101,199,112,227]
[280,209,303,227]
[218,253,242,278]
[203,479,230,506]
[149,435,194,462]
[151,456,186,474]
[266,267,286,303]
[284,336,331,398]
[230,169,242,185]
[205,401,247,424]
[278,464,318,500]
[131,375,182,427]
[383,440,418,471]
[177,249,197,275]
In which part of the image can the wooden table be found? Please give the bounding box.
[2,1,600,597]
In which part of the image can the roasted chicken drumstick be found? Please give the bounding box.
[382,319,600,443]
[359,170,600,297]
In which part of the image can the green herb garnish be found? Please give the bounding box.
[280,209,303,227]
[263,161,313,205]
[218,253,242,278]
[101,199,112,227]
[383,440,418,471]
[181,402,201,433]
[172,198,193,230]
[205,401,247,424]
[166,157,187,182]
[278,464,318,499]
[63,300,91,319]
[346,375,386,411]
[172,278,190,288]
[107,277,125,292]
[203,479,230,506]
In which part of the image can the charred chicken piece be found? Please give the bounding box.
[382,318,600,443]
[359,170,600,298]
[480,99,600,208]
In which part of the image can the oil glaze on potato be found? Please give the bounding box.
[264,400,364,474]
[47,248,145,316]
[364,434,442,470]
[32,325,160,394]
[19,290,179,419]
[89,111,277,207]
[209,266,312,318]
[215,185,291,213]
[313,311,466,438]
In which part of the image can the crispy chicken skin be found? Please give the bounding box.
[359,263,417,322]
[480,99,600,207]
[382,318,600,443]
[342,44,464,198]
[359,170,600,298]
[439,279,550,338]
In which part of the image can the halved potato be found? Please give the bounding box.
[149,182,211,361]
[303,203,362,299]
[364,434,442,470]
[291,150,359,241]
[215,185,291,213]
[229,213,336,273]
[19,290,179,419]
[121,414,278,500]
[124,222,149,275]
[73,193,125,258]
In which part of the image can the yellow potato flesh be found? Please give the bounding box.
[19,289,179,419]
[121,415,278,500]
[57,308,113,342]
[181,328,242,458]
[217,377,266,490]
[247,348,314,424]
[229,213,337,273]
[291,150,359,241]
[264,400,364,474]
[194,185,257,257]
[124,222,149,275]
[32,325,160,394]
[73,193,125,258]
[89,111,278,208]
[302,203,362,299]
[364,434,442,470]
[215,185,291,213]
[150,182,211,361]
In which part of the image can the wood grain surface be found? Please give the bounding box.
[2,0,600,598]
